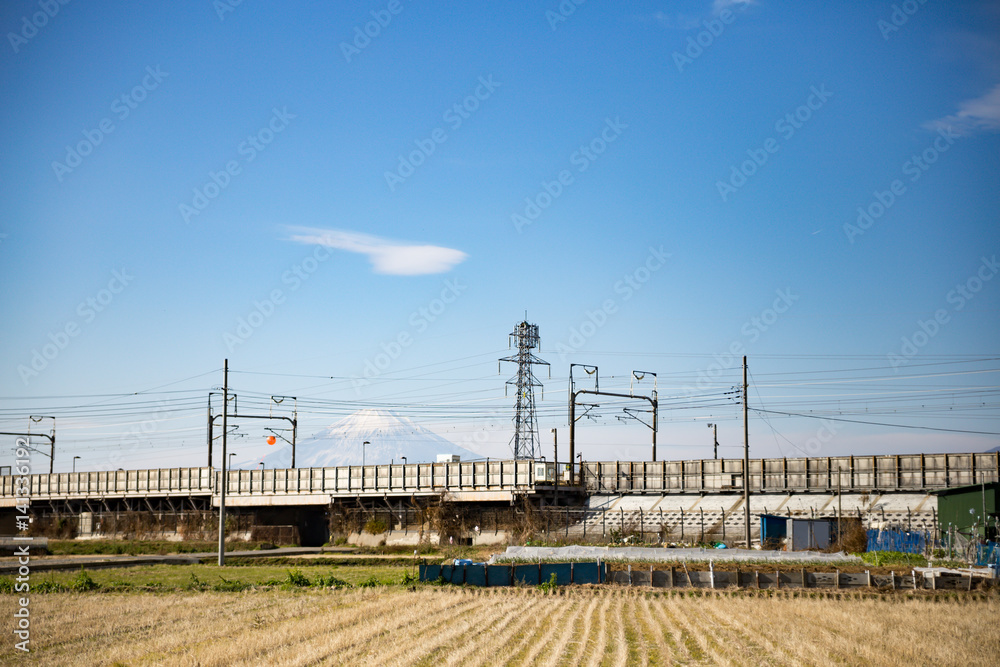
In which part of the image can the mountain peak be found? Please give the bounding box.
[255,408,479,468]
[328,407,414,434]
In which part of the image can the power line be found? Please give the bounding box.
[751,408,1000,436]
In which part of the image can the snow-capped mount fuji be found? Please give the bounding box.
[255,408,479,469]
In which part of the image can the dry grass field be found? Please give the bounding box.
[5,588,997,666]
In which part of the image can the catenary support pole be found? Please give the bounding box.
[743,355,751,549]
[552,428,558,503]
[218,359,228,567]
[207,395,212,468]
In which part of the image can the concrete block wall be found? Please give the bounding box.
[560,493,938,543]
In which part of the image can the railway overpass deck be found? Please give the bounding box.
[1,452,995,510]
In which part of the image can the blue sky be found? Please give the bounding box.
[1,0,999,471]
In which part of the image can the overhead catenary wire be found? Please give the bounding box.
[2,355,997,467]
[751,408,1000,436]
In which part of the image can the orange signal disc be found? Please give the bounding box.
[266,435,276,445]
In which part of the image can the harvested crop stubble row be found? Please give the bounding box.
[12,588,998,666]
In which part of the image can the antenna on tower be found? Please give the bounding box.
[499,319,550,460]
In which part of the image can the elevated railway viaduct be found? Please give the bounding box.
[2,452,996,545]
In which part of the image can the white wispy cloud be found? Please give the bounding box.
[924,83,1000,135]
[650,1,753,30]
[712,0,754,16]
[288,227,468,276]
[651,11,702,30]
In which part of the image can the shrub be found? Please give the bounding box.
[839,518,868,553]
[538,572,558,593]
[33,579,63,593]
[364,518,388,535]
[285,570,311,587]
[71,570,99,592]
[315,574,352,588]
[213,577,252,592]
[860,551,926,567]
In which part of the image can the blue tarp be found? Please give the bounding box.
[540,563,572,586]
[486,564,511,586]
[572,562,602,585]
[513,564,541,586]
[973,541,998,568]
[867,529,927,554]
[419,561,606,587]
[464,564,487,587]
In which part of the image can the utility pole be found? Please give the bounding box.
[218,359,229,567]
[209,395,297,468]
[649,397,659,463]
[568,364,597,487]
[743,355,751,549]
[33,416,56,474]
[551,428,558,503]
[983,472,987,540]
[708,423,718,459]
[838,466,843,549]
[630,371,658,462]
[207,394,212,468]
[0,419,55,474]
[569,370,656,483]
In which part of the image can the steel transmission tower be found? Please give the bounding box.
[499,320,549,460]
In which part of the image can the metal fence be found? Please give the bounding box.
[0,460,537,502]
[581,452,999,494]
[866,529,927,554]
[3,452,995,503]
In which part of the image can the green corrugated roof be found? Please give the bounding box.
[929,481,1000,496]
